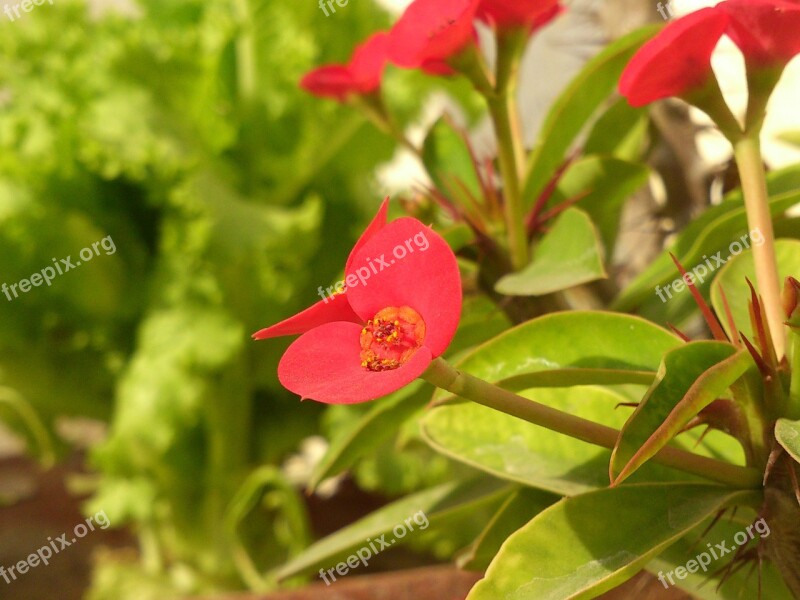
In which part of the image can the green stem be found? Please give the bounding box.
[788,327,800,419]
[233,0,256,103]
[455,38,529,271]
[733,136,786,360]
[488,85,528,271]
[683,74,743,143]
[422,357,762,488]
[354,94,422,159]
[730,376,768,468]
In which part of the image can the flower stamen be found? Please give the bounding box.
[360,306,426,372]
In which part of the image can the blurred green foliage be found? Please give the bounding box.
[0,0,470,596]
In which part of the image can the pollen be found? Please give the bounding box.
[360,306,426,372]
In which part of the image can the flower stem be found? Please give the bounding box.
[422,357,762,488]
[488,85,528,271]
[354,94,422,160]
[733,135,786,359]
[488,31,529,271]
[452,41,528,270]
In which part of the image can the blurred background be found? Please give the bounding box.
[0,0,798,599]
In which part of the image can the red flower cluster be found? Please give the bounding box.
[301,0,565,99]
[253,200,462,404]
[620,0,800,107]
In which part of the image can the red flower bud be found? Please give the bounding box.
[253,200,462,404]
[300,32,389,101]
[619,7,729,107]
[476,0,564,32]
[784,276,800,321]
[387,0,481,74]
[719,0,800,68]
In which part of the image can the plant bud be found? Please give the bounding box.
[783,276,800,322]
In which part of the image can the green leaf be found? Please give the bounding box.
[440,222,475,254]
[432,311,682,405]
[495,208,607,296]
[446,294,513,357]
[549,156,649,251]
[611,342,750,485]
[775,418,800,464]
[495,368,656,391]
[422,313,748,493]
[308,381,431,491]
[584,98,648,162]
[224,466,312,590]
[614,169,800,316]
[273,477,512,581]
[711,239,800,341]
[457,488,558,571]
[423,387,708,495]
[422,115,482,203]
[522,25,659,208]
[467,483,756,600]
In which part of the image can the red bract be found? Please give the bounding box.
[719,0,800,68]
[253,200,462,404]
[476,0,564,32]
[619,8,729,107]
[300,33,389,101]
[387,0,481,74]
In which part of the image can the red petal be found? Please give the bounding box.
[345,218,462,357]
[299,33,389,101]
[252,292,361,340]
[387,0,480,69]
[477,0,563,31]
[421,60,457,76]
[349,32,390,92]
[345,197,390,274]
[300,65,355,101]
[278,322,433,404]
[720,0,800,67]
[619,8,728,107]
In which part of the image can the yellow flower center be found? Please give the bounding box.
[359,306,426,372]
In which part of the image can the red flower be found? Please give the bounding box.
[476,0,564,32]
[719,0,800,68]
[387,0,481,74]
[300,33,389,101]
[619,7,729,107]
[253,200,462,404]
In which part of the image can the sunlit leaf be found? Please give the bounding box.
[496,208,607,296]
[467,483,757,600]
[611,342,751,485]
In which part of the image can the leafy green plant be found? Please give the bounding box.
[260,1,800,599]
